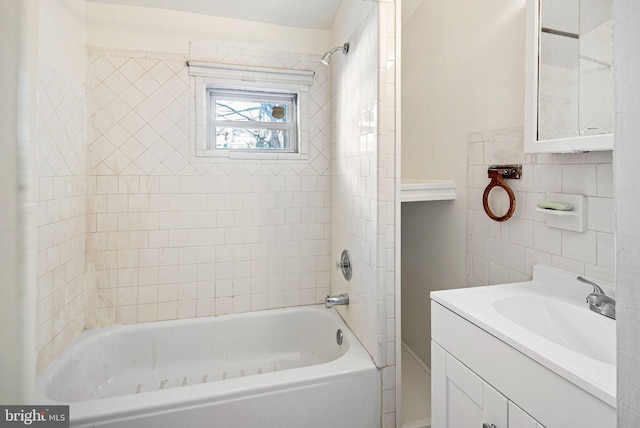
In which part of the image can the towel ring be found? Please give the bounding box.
[483,171,516,222]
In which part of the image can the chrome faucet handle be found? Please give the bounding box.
[586,293,616,320]
[577,276,605,294]
[578,276,615,319]
[335,250,352,281]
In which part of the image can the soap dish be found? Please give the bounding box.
[537,193,586,232]
[535,207,579,216]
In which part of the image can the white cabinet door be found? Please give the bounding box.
[432,342,508,428]
[508,402,546,428]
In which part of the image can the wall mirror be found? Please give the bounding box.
[525,0,613,153]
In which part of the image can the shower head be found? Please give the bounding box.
[321,43,349,65]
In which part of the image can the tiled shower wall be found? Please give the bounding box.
[467,126,615,286]
[377,3,398,425]
[330,3,397,426]
[84,45,332,327]
[35,67,87,371]
[331,7,380,364]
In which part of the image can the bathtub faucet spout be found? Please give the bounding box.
[325,294,349,308]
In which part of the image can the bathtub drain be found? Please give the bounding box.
[336,329,344,345]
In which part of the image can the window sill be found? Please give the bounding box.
[195,150,310,161]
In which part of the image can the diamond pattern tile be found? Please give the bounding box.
[88,48,331,178]
[119,59,146,84]
[148,62,175,85]
[37,69,86,178]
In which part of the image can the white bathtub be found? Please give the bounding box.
[35,306,380,428]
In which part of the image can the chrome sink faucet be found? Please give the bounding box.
[577,276,616,320]
[325,293,349,308]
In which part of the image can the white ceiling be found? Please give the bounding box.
[86,0,344,30]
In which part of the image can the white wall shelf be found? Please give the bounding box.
[401,179,456,203]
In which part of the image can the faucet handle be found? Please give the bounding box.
[336,250,352,281]
[577,276,605,295]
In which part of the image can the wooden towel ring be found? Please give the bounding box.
[483,171,516,222]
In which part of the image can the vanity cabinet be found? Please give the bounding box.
[432,342,544,428]
[509,402,545,428]
[430,299,615,428]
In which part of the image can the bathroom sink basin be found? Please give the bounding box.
[493,295,615,365]
[431,264,616,407]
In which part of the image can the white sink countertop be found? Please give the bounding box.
[431,265,616,407]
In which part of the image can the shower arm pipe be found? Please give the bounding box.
[321,43,349,65]
[326,43,349,56]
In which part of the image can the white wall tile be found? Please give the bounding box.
[483,236,502,264]
[596,163,614,197]
[467,127,614,287]
[587,197,614,233]
[488,263,510,285]
[596,232,615,269]
[502,242,525,273]
[36,68,87,372]
[551,255,584,275]
[85,44,333,329]
[532,164,562,193]
[562,230,597,264]
[471,256,489,283]
[508,217,533,248]
[330,6,393,370]
[562,164,597,196]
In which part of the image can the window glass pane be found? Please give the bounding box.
[215,100,288,123]
[216,127,289,150]
[207,88,297,153]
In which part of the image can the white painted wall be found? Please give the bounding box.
[39,0,86,83]
[86,2,331,55]
[331,0,375,47]
[401,0,526,366]
[401,0,424,26]
[613,0,640,425]
[0,0,39,403]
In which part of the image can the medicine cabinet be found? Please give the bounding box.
[524,0,613,153]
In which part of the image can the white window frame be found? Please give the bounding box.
[209,88,298,153]
[189,61,314,160]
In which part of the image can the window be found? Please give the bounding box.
[209,88,297,153]
[189,61,314,160]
